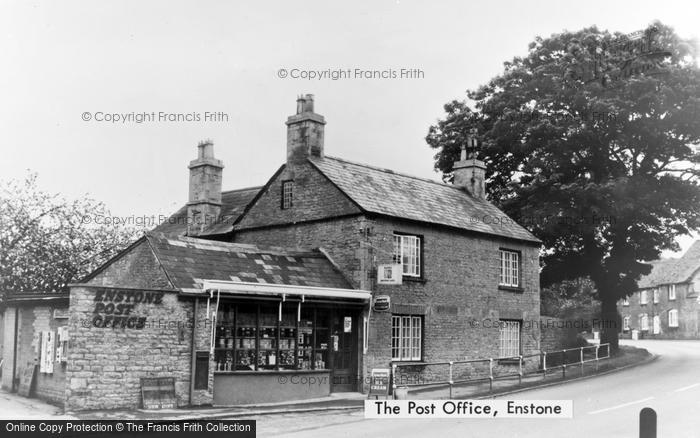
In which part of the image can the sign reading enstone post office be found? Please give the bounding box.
[91,289,165,329]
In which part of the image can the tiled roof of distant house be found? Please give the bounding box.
[638,240,700,288]
[152,186,261,237]
[307,156,540,244]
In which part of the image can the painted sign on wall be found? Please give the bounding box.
[91,289,165,329]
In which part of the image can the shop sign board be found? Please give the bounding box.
[17,363,36,397]
[141,377,176,409]
[368,368,391,398]
[373,295,391,312]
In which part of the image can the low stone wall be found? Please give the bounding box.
[539,316,579,352]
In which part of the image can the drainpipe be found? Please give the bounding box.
[12,307,19,392]
[189,298,199,406]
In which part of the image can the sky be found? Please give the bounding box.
[1,0,698,257]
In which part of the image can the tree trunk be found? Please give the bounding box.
[599,293,620,353]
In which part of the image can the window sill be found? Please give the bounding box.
[402,276,426,284]
[498,285,524,293]
[391,360,426,366]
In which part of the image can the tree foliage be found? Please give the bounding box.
[0,173,144,294]
[426,22,700,349]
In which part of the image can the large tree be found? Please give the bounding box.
[0,173,144,294]
[427,22,700,351]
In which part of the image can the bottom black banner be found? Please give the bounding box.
[1,420,256,438]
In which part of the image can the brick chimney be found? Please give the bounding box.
[453,129,486,199]
[286,94,325,164]
[187,140,224,235]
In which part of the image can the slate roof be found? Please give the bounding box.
[638,240,700,288]
[152,186,261,237]
[144,233,352,292]
[308,156,540,243]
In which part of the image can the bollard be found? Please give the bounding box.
[639,407,657,438]
[542,351,547,379]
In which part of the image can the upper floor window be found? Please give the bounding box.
[391,315,422,361]
[281,180,294,209]
[669,284,676,300]
[499,320,521,358]
[393,234,421,277]
[499,249,520,287]
[622,297,630,306]
[640,290,648,305]
[653,288,659,304]
[668,309,679,328]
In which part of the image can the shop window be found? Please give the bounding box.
[668,309,679,328]
[499,320,521,358]
[669,284,676,300]
[499,250,520,288]
[392,234,421,277]
[391,315,422,361]
[214,302,332,372]
[281,180,294,209]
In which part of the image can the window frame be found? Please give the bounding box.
[281,180,294,210]
[391,315,423,361]
[392,233,423,279]
[498,319,521,359]
[640,290,648,305]
[653,288,659,304]
[622,297,630,306]
[640,313,649,331]
[668,309,679,328]
[623,316,630,331]
[669,284,676,301]
[498,249,522,289]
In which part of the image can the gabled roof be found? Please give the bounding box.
[308,156,540,244]
[638,240,700,288]
[152,186,261,237]
[144,233,352,292]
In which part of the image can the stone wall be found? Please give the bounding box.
[65,286,209,411]
[539,316,579,352]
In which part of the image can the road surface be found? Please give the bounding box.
[255,340,700,437]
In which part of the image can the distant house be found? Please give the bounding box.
[619,241,700,339]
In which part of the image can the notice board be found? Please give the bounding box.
[17,364,36,397]
[368,368,390,398]
[141,377,176,409]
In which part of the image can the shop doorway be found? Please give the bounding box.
[330,311,358,392]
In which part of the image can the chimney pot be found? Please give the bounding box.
[286,94,325,164]
[453,131,486,199]
[187,140,224,235]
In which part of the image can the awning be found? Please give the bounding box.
[189,279,372,302]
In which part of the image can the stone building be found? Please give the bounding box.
[619,240,700,339]
[2,95,543,410]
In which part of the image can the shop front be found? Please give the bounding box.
[197,280,368,405]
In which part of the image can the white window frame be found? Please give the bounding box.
[640,314,649,331]
[391,315,422,361]
[281,180,294,209]
[668,309,679,328]
[640,290,648,305]
[623,316,630,331]
[392,234,421,277]
[499,320,521,358]
[653,315,661,334]
[653,288,659,304]
[669,284,676,301]
[622,297,629,306]
[499,250,520,288]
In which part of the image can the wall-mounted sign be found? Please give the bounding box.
[91,289,165,329]
[344,316,352,333]
[332,335,339,352]
[39,331,54,374]
[373,295,391,312]
[377,264,402,285]
[141,377,176,409]
[17,363,36,397]
[368,368,391,398]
